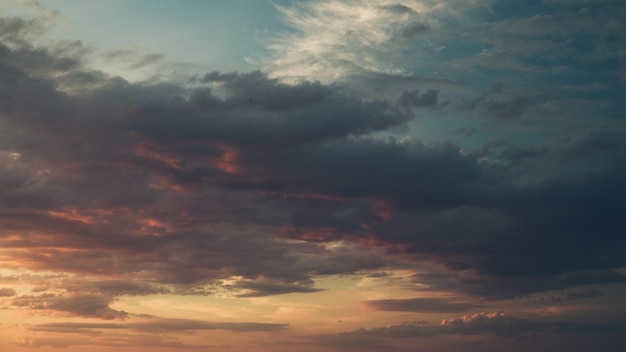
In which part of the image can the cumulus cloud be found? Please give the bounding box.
[0,20,404,300]
[135,70,415,151]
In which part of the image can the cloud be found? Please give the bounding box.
[30,318,288,333]
[383,4,415,15]
[17,331,227,349]
[402,22,430,38]
[0,288,16,297]
[136,70,414,150]
[365,297,481,313]
[130,319,288,333]
[263,0,440,82]
[397,89,439,108]
[532,287,603,305]
[68,280,170,296]
[412,267,626,300]
[21,318,283,350]
[0,21,400,298]
[229,278,322,297]
[0,16,48,45]
[17,336,80,349]
[345,312,626,338]
[453,127,477,137]
[455,82,532,119]
[11,294,128,319]
[366,271,391,278]
[479,92,529,120]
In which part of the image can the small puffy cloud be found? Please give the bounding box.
[438,312,541,337]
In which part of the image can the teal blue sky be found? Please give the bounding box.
[37,0,294,71]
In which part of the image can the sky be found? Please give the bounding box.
[0,0,625,351]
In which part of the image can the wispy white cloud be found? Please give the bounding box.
[262,0,443,83]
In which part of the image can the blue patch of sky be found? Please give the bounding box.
[39,0,295,72]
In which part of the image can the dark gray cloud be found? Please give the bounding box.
[204,138,486,211]
[456,83,532,119]
[401,22,429,38]
[532,287,603,305]
[397,89,439,108]
[0,16,47,46]
[453,127,476,137]
[229,279,322,297]
[366,271,391,278]
[382,4,414,15]
[103,49,165,70]
[345,312,626,338]
[145,70,416,149]
[131,319,288,333]
[365,297,481,313]
[12,294,128,319]
[412,269,626,300]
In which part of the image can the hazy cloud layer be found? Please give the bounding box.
[30,319,288,333]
